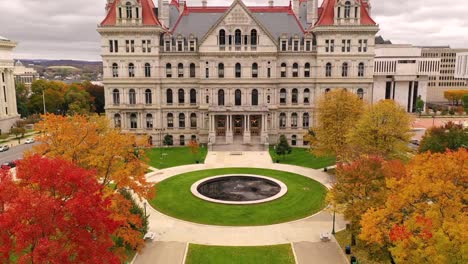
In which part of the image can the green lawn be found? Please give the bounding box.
[150,168,327,226]
[186,244,295,264]
[335,229,392,264]
[145,146,208,169]
[269,147,336,169]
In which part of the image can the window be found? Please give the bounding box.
[142,40,151,53]
[129,89,136,105]
[357,88,364,100]
[145,89,152,104]
[344,1,351,18]
[128,63,135,77]
[166,89,173,104]
[279,113,286,128]
[177,41,183,51]
[305,40,311,51]
[358,63,365,77]
[178,63,184,77]
[342,39,351,52]
[190,63,196,77]
[178,89,185,104]
[325,39,335,52]
[166,63,172,77]
[126,2,132,18]
[252,89,258,106]
[291,135,297,146]
[112,89,120,104]
[304,89,310,104]
[293,40,299,51]
[218,89,225,106]
[114,114,121,128]
[167,113,174,128]
[267,95,271,104]
[292,63,299,77]
[281,40,287,51]
[251,29,257,46]
[206,95,210,104]
[304,63,310,77]
[326,63,332,77]
[219,29,226,46]
[235,89,242,106]
[291,113,298,128]
[235,29,242,45]
[280,89,286,104]
[252,63,258,78]
[179,113,185,128]
[112,63,119,77]
[165,40,171,52]
[205,67,209,78]
[190,89,196,104]
[235,63,241,78]
[190,113,197,128]
[218,63,224,78]
[292,89,298,104]
[358,39,368,52]
[130,113,137,129]
[145,63,151,77]
[342,63,348,77]
[303,113,309,128]
[125,40,135,52]
[325,88,331,93]
[180,135,185,146]
[281,63,287,77]
[146,114,153,129]
[189,40,195,51]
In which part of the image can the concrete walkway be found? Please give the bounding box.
[293,240,348,264]
[133,241,186,264]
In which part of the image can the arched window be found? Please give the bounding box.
[218,63,224,78]
[281,63,287,77]
[129,89,136,105]
[130,113,137,129]
[291,113,298,128]
[145,89,152,104]
[358,62,365,77]
[326,63,332,77]
[112,89,120,104]
[304,63,310,77]
[279,113,286,128]
[235,89,242,106]
[292,88,298,104]
[304,88,310,104]
[190,113,197,128]
[292,63,299,77]
[291,135,297,146]
[252,63,258,78]
[251,29,257,46]
[267,95,271,104]
[166,89,173,104]
[166,63,172,77]
[167,113,174,127]
[126,2,132,19]
[180,135,185,146]
[190,89,196,104]
[219,29,226,46]
[178,63,184,77]
[342,62,348,77]
[144,63,151,77]
[218,89,225,106]
[190,63,196,77]
[112,63,119,77]
[235,29,242,45]
[357,88,364,99]
[114,113,121,128]
[178,89,185,104]
[206,95,209,104]
[179,113,185,128]
[344,1,351,18]
[128,63,135,77]
[280,88,287,104]
[146,113,153,128]
[303,113,310,128]
[325,88,331,93]
[252,89,259,106]
[235,63,241,78]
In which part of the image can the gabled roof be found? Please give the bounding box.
[315,0,376,26]
[100,0,161,26]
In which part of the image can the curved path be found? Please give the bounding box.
[143,151,346,246]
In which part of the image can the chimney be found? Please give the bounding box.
[268,0,274,7]
[307,0,318,25]
[179,0,186,14]
[292,0,299,16]
[202,0,207,8]
[161,0,170,27]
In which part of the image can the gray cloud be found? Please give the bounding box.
[0,0,467,61]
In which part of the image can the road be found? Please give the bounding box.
[0,142,38,164]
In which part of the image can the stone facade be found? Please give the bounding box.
[98,0,379,147]
[0,36,20,134]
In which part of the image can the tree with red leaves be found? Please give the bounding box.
[0,155,120,263]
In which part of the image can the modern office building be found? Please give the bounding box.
[455,52,468,79]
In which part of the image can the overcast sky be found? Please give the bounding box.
[1,0,467,61]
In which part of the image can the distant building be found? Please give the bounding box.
[373,44,440,112]
[421,46,468,102]
[455,52,468,79]
[0,36,20,134]
[13,60,38,88]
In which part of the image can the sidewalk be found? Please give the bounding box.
[0,132,37,147]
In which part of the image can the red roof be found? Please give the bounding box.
[101,0,161,26]
[315,0,376,26]
[182,6,293,14]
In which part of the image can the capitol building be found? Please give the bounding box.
[98,0,439,147]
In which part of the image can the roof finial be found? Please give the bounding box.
[202,0,207,7]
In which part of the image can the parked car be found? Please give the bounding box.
[0,145,9,152]
[25,138,35,144]
[1,161,16,170]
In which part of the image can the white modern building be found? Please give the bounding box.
[98,0,379,147]
[455,52,468,79]
[373,44,440,112]
[0,36,20,134]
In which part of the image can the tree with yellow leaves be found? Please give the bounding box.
[360,149,468,263]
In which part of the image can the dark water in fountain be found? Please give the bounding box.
[197,176,281,202]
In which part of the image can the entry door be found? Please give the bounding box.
[233,116,243,136]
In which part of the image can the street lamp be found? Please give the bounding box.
[154,128,165,163]
[432,113,436,127]
[332,210,336,235]
[143,201,147,218]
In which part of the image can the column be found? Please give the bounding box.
[226,114,233,144]
[243,114,251,144]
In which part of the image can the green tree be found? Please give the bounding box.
[64,83,92,115]
[463,94,468,112]
[419,122,468,153]
[163,134,173,146]
[82,81,105,113]
[416,95,425,116]
[275,135,292,160]
[15,83,29,117]
[27,80,66,114]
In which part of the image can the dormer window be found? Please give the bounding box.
[235,30,242,46]
[126,2,132,19]
[251,29,257,46]
[344,1,351,18]
[219,30,226,46]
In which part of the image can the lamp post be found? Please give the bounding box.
[332,210,336,235]
[143,201,147,218]
[154,128,165,161]
[42,89,47,114]
[432,113,436,127]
